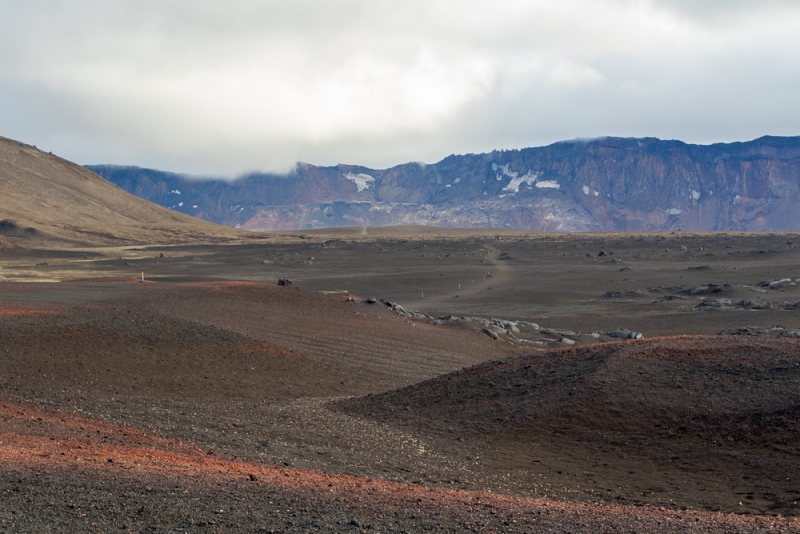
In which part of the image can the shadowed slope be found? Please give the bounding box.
[338,336,800,514]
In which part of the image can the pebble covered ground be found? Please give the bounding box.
[2,400,798,533]
[2,276,800,532]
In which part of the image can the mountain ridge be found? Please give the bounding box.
[87,135,800,232]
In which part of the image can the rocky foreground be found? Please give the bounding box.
[2,400,798,533]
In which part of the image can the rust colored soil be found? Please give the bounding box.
[0,307,57,316]
[1,401,797,533]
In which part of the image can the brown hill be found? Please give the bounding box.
[0,136,253,247]
[0,235,16,249]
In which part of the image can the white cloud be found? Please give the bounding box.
[547,63,605,88]
[0,0,799,175]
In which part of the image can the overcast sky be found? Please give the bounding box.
[1,1,799,176]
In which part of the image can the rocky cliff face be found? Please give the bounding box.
[87,135,800,232]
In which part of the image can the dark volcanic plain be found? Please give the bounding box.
[2,229,800,533]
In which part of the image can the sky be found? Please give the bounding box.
[1,0,799,176]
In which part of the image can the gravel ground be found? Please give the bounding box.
[2,400,798,533]
[2,276,800,532]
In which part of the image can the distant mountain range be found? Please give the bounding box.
[87,136,800,232]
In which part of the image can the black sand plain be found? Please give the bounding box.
[2,229,800,532]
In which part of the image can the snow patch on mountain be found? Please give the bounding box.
[344,173,375,192]
[502,171,539,194]
[491,163,539,194]
[536,180,560,189]
[492,163,530,185]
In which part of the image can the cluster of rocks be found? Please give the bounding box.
[380,300,434,321]
[348,297,645,345]
[611,278,800,302]
[485,325,644,344]
[607,328,644,340]
[605,277,800,310]
[398,303,648,345]
[647,283,727,296]
[758,277,800,290]
[604,284,728,300]
[345,297,377,303]
[719,325,800,338]
[698,298,800,311]
[682,283,725,295]
[477,318,535,341]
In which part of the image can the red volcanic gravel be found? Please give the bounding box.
[1,401,797,533]
[0,307,57,316]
